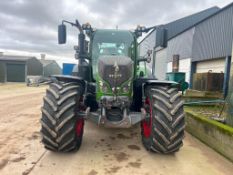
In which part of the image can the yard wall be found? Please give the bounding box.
[185,109,233,162]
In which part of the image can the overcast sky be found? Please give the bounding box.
[0,0,232,63]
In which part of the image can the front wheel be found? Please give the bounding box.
[40,82,84,152]
[141,86,185,153]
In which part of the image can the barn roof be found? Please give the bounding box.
[0,55,35,62]
[167,2,233,41]
[139,6,220,45]
[163,6,220,41]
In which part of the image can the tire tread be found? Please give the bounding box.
[40,81,84,152]
[141,85,185,154]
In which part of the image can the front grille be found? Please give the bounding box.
[98,55,133,88]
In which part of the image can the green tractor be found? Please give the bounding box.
[40,19,185,153]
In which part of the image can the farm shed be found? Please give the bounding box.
[0,54,43,82]
[39,59,61,77]
[139,2,233,97]
[139,6,220,80]
[166,2,233,96]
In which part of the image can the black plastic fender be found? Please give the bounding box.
[52,75,86,88]
[131,78,178,111]
[52,75,98,111]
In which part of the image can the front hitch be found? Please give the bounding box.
[85,107,147,128]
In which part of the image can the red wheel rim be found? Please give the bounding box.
[141,97,152,138]
[76,119,84,137]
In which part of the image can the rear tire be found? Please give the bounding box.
[40,82,84,152]
[141,86,185,153]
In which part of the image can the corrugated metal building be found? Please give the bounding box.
[39,59,61,77]
[165,2,233,95]
[0,54,43,82]
[139,6,220,80]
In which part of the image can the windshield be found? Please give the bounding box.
[92,30,135,76]
[97,43,127,56]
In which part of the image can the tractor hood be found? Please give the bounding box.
[98,55,133,92]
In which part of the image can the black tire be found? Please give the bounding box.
[141,86,185,154]
[40,82,84,152]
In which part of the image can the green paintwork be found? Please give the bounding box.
[95,74,132,100]
[136,63,148,78]
[96,74,133,100]
[88,29,148,101]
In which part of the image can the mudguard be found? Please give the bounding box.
[131,78,178,111]
[52,75,86,88]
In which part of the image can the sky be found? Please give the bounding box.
[0,0,232,64]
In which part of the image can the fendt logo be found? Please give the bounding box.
[109,61,122,78]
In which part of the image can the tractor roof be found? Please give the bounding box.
[93,29,135,42]
[95,29,129,32]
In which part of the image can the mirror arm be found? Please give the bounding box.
[62,20,75,26]
[62,20,83,33]
[137,57,147,64]
[137,55,151,64]
[134,25,163,38]
[138,57,147,62]
[75,20,83,33]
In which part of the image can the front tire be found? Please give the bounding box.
[40,82,84,152]
[141,86,185,153]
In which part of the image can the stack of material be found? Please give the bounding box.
[193,72,224,92]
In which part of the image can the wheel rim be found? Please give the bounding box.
[142,97,152,138]
[76,119,84,137]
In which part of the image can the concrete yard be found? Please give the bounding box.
[0,84,232,175]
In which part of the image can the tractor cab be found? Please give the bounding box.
[91,29,136,75]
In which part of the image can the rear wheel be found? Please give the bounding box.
[40,82,84,152]
[141,86,185,153]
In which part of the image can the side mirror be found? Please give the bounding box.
[58,24,66,44]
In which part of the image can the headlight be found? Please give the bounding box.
[123,86,129,93]
[102,84,108,93]
[99,80,108,93]
[122,83,130,93]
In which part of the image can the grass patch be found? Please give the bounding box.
[184,105,227,119]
